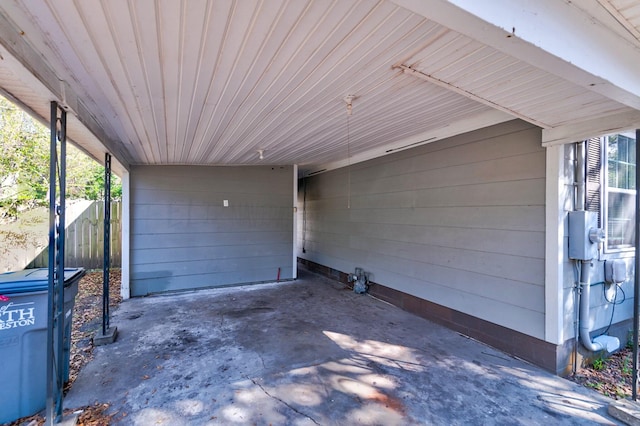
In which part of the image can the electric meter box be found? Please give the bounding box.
[568,211,600,260]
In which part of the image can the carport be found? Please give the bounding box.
[1,0,640,423]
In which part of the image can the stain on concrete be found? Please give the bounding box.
[65,268,620,425]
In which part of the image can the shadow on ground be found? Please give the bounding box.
[65,268,619,425]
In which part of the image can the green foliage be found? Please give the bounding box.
[622,356,632,375]
[592,357,606,371]
[0,98,49,215]
[0,95,121,218]
[82,165,122,201]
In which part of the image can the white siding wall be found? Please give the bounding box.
[130,165,293,296]
[299,121,546,339]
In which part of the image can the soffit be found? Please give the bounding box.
[597,0,640,40]
[0,0,636,174]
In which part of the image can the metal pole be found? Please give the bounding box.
[45,103,67,424]
[634,128,640,400]
[102,153,111,335]
[46,101,57,426]
[54,107,66,421]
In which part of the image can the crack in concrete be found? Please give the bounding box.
[257,353,266,369]
[249,377,320,425]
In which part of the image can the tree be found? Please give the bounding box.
[0,97,49,216]
[0,95,121,219]
[82,165,123,201]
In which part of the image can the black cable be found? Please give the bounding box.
[302,177,307,254]
[603,281,626,305]
[599,282,627,336]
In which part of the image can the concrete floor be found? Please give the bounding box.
[64,268,620,425]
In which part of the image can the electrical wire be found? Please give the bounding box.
[599,282,627,336]
[302,177,307,254]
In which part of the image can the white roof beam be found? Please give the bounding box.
[542,109,640,146]
[391,0,640,111]
[0,11,130,172]
[397,64,550,128]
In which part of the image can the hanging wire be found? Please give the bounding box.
[599,282,626,336]
[302,177,307,253]
[346,113,351,209]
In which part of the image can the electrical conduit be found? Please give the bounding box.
[575,141,619,354]
[578,260,605,352]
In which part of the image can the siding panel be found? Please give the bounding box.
[349,126,544,184]
[299,121,546,339]
[131,165,293,295]
[350,151,545,195]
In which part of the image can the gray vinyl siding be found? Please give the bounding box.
[131,165,293,296]
[299,120,546,339]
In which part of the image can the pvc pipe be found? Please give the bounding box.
[575,141,607,353]
[575,141,586,211]
[579,260,605,352]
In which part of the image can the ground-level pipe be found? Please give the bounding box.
[579,261,604,352]
[579,260,620,353]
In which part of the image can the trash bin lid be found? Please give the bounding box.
[0,268,85,294]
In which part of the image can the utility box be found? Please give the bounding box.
[605,259,628,284]
[0,268,85,424]
[568,211,601,261]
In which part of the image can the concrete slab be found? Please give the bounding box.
[94,326,118,346]
[65,268,621,425]
[57,412,79,426]
[609,399,640,425]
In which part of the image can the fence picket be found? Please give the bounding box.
[27,201,121,269]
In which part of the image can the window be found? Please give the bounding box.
[604,132,636,252]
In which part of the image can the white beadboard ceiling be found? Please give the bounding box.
[0,0,638,176]
[597,0,640,39]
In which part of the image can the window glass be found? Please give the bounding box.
[605,133,636,251]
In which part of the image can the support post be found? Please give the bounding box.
[95,153,117,346]
[634,128,640,400]
[46,101,66,424]
[102,153,111,335]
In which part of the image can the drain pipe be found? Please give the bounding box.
[575,142,586,212]
[574,141,619,354]
[574,141,604,352]
[578,260,605,351]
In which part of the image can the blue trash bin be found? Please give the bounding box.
[0,268,85,424]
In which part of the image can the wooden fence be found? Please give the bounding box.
[28,201,122,269]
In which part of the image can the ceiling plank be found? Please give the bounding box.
[392,0,640,111]
[596,0,640,39]
[397,64,550,128]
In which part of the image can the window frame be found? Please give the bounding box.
[602,130,637,256]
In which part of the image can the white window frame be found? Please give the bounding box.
[602,130,636,255]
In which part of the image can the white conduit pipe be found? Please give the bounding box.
[575,141,619,353]
[578,260,605,352]
[574,141,604,352]
[575,141,586,211]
